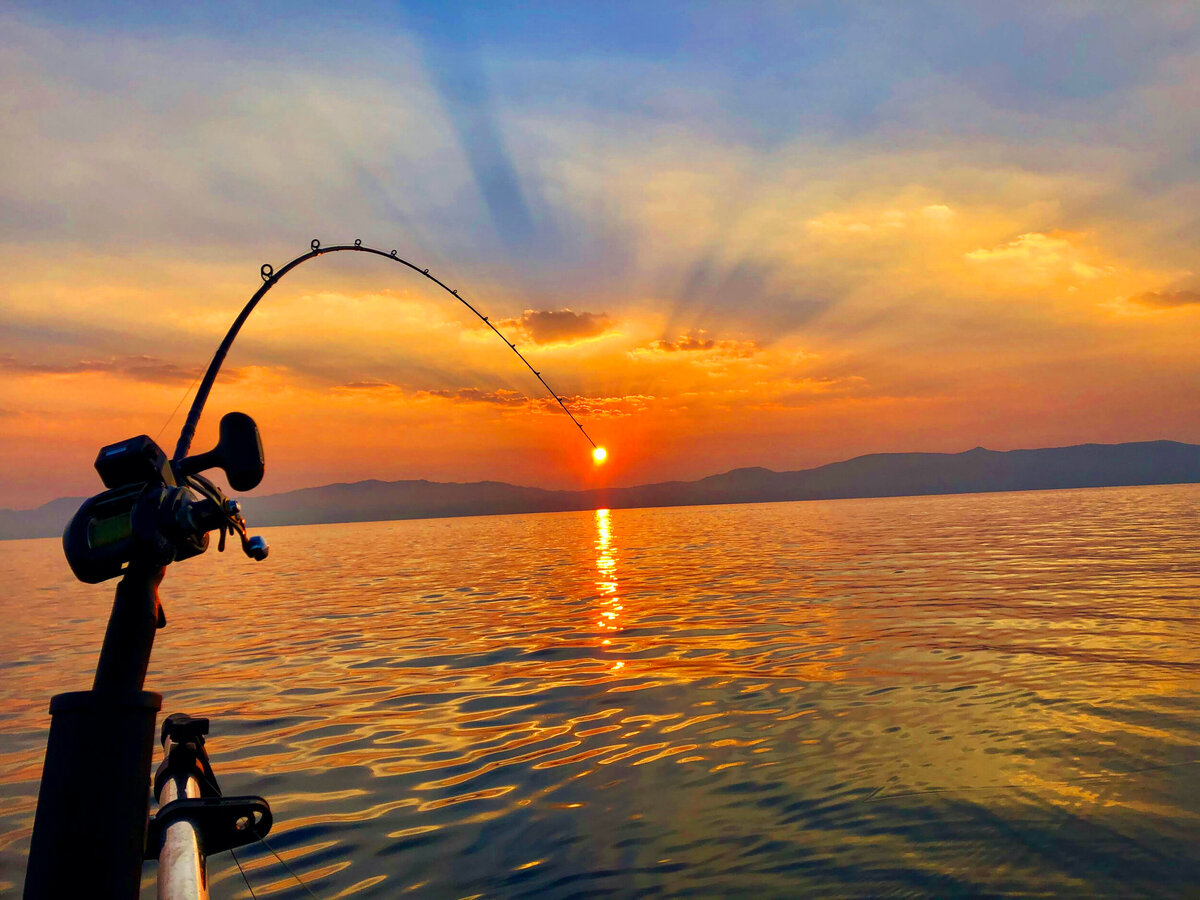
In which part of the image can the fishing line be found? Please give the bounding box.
[229,846,259,900]
[154,366,204,442]
[257,832,320,899]
[172,238,598,462]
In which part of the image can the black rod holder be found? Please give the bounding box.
[24,566,167,899]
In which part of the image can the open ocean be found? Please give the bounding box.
[1,484,1198,897]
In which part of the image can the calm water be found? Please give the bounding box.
[1,485,1199,897]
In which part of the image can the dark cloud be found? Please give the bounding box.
[1128,290,1200,309]
[497,309,614,345]
[0,354,240,385]
[642,331,760,357]
[653,334,715,352]
[422,388,529,406]
[337,380,395,391]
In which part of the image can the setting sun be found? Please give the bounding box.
[592,446,608,465]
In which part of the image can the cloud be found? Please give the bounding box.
[653,334,716,351]
[0,15,461,253]
[332,381,655,419]
[964,232,1111,282]
[496,308,614,345]
[333,384,535,406]
[807,203,956,235]
[1126,290,1200,309]
[337,379,396,391]
[552,394,656,417]
[422,387,530,406]
[762,375,878,408]
[636,331,760,358]
[419,387,653,417]
[0,354,240,385]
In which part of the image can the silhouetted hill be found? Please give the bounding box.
[3,441,1198,539]
[0,496,87,541]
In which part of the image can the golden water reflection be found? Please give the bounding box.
[594,509,624,655]
[2,487,1199,897]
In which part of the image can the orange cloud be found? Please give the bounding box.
[423,389,654,417]
[964,232,1112,283]
[636,331,760,358]
[332,381,656,418]
[553,394,656,417]
[336,380,395,391]
[0,354,242,385]
[1126,290,1200,309]
[806,203,957,235]
[422,387,530,406]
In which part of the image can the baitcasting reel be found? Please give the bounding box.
[63,412,269,584]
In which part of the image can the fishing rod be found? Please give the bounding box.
[173,238,598,461]
[24,239,601,900]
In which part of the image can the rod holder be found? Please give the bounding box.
[23,690,162,899]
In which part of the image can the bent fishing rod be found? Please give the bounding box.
[24,239,599,900]
[174,238,597,460]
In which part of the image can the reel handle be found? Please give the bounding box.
[174,412,264,492]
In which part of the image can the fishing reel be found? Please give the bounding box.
[63,412,270,584]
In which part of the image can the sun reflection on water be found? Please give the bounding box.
[594,508,623,651]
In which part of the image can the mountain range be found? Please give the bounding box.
[3,440,1198,540]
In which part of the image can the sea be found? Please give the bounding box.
[1,484,1198,897]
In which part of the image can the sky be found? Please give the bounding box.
[2,2,1199,507]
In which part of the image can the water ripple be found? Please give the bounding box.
[0,485,1198,896]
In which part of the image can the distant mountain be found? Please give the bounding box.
[3,440,1198,540]
[0,496,86,542]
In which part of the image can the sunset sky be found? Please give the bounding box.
[2,3,1199,507]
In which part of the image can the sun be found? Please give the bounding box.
[592,446,608,465]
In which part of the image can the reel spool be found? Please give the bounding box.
[64,412,267,584]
